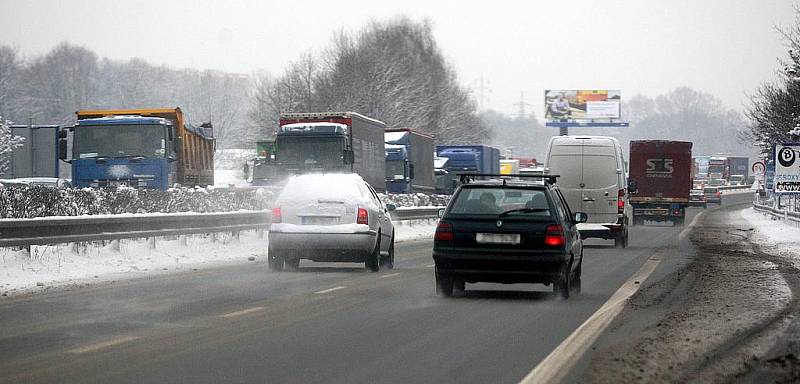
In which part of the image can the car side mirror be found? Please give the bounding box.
[409,163,415,180]
[344,150,355,164]
[574,212,588,223]
[438,208,445,218]
[386,203,396,212]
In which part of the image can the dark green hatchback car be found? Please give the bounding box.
[432,175,587,298]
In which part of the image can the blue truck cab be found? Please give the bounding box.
[435,145,501,194]
[66,115,177,189]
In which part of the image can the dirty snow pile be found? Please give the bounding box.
[741,207,800,268]
[378,192,449,207]
[0,184,273,219]
[0,219,437,297]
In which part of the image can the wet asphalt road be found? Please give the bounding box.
[0,194,752,384]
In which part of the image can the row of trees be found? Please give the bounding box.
[249,17,488,144]
[746,8,800,154]
[0,44,251,148]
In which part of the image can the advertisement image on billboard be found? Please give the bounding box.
[545,89,621,122]
[774,143,800,193]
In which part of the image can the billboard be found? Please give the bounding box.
[774,143,800,193]
[545,89,621,122]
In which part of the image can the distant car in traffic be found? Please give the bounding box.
[704,186,722,204]
[432,174,586,299]
[689,189,707,208]
[708,178,726,187]
[728,174,746,186]
[268,173,396,272]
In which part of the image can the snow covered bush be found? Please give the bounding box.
[0,185,274,219]
[378,193,449,208]
[0,116,24,177]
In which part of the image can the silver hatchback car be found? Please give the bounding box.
[268,173,396,272]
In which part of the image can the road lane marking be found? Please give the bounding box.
[426,264,435,268]
[68,336,139,354]
[519,256,662,384]
[221,306,265,318]
[314,286,346,294]
[379,272,401,279]
[679,211,705,241]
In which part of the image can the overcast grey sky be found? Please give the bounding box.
[0,0,795,117]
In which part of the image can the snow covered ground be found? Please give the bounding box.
[0,219,437,297]
[741,207,800,269]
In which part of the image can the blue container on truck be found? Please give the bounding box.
[61,108,215,190]
[384,129,435,193]
[435,145,501,194]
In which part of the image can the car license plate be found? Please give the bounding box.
[476,233,520,245]
[301,216,339,225]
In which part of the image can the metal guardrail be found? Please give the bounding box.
[0,207,442,248]
[753,201,800,223]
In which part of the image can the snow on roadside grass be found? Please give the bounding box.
[741,207,800,268]
[0,219,437,297]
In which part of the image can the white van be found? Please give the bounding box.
[544,136,631,247]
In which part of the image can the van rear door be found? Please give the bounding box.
[580,143,620,224]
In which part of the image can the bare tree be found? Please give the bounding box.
[0,116,25,176]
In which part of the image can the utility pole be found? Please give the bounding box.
[513,92,531,119]
[473,76,491,111]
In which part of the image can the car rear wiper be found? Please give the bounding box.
[498,208,549,217]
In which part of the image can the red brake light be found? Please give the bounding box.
[272,207,282,223]
[618,188,625,214]
[357,208,369,225]
[545,224,565,247]
[716,191,721,198]
[434,221,454,241]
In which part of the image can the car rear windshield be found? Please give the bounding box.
[704,187,718,193]
[448,187,553,218]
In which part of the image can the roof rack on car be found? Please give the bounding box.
[458,173,560,185]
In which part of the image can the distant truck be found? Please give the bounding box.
[499,159,520,175]
[384,129,435,193]
[629,140,693,226]
[2,125,60,179]
[276,112,386,191]
[707,156,728,180]
[728,156,749,183]
[61,108,215,189]
[250,140,279,186]
[435,145,501,194]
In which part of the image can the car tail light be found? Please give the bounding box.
[545,224,565,247]
[618,188,625,214]
[715,191,721,198]
[272,207,282,223]
[434,221,454,241]
[357,208,369,225]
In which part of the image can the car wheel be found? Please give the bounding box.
[380,234,395,270]
[553,263,571,299]
[366,235,380,272]
[435,271,454,298]
[268,250,284,272]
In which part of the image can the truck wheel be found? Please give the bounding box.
[366,236,381,272]
[615,230,628,248]
[435,272,454,297]
[284,257,300,272]
[268,250,284,272]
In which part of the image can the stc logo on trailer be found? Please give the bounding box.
[646,158,673,178]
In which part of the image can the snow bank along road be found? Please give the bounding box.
[0,194,752,384]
